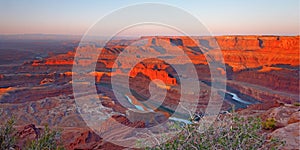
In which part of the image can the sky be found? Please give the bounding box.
[0,0,299,36]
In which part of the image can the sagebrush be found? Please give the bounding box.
[146,114,285,150]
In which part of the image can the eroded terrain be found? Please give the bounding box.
[0,35,299,149]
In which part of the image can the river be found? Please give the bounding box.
[125,95,192,124]
[124,90,252,124]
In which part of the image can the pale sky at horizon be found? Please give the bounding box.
[0,0,299,36]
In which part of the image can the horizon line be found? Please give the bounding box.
[0,33,299,37]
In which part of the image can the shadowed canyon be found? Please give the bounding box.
[0,35,299,149]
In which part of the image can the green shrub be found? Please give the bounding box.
[293,102,300,106]
[26,125,64,150]
[0,116,64,150]
[146,114,284,150]
[262,118,276,130]
[0,117,16,150]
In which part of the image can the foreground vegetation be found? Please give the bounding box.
[0,118,63,150]
[146,113,285,150]
[0,118,16,149]
[1,112,285,150]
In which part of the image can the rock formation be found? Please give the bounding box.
[0,35,298,149]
